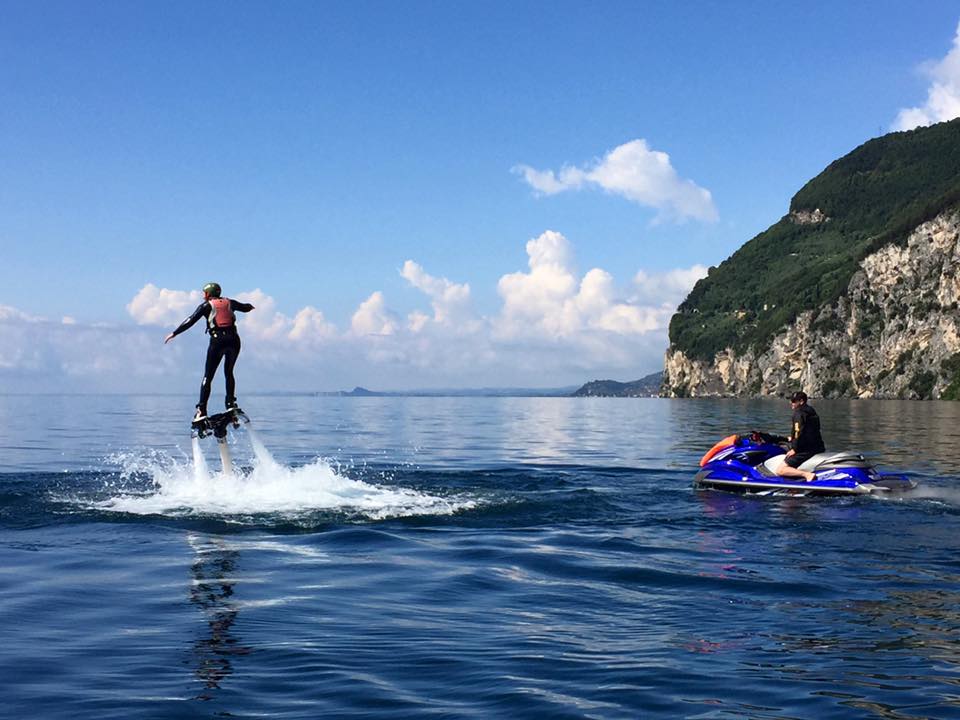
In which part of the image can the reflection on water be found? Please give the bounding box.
[5,395,960,480]
[837,400,960,476]
[854,585,960,664]
[187,535,251,699]
[749,580,960,717]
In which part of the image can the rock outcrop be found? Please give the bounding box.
[789,208,829,225]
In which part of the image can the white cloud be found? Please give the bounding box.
[400,260,473,327]
[125,285,339,348]
[496,230,579,336]
[632,264,709,306]
[0,309,179,387]
[514,139,718,223]
[289,307,338,343]
[576,269,660,335]
[126,284,202,326]
[0,305,43,323]
[232,288,292,341]
[893,21,960,131]
[351,291,399,337]
[495,230,664,341]
[4,234,708,392]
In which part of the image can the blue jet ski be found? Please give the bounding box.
[694,431,915,496]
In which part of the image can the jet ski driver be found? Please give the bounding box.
[164,282,255,422]
[775,390,825,482]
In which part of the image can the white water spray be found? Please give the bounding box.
[191,436,210,483]
[98,425,475,521]
[906,484,960,506]
[247,424,282,474]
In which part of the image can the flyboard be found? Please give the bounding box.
[191,407,249,473]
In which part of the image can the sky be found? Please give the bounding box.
[2,1,960,393]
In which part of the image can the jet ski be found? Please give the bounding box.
[694,431,915,496]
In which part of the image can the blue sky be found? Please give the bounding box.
[2,1,960,391]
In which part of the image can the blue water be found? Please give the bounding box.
[2,395,960,719]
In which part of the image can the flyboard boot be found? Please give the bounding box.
[191,401,249,439]
[192,404,207,426]
[191,401,250,475]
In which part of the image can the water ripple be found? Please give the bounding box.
[2,396,960,718]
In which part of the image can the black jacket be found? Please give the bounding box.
[790,404,825,454]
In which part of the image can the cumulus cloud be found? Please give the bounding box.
[4,233,709,392]
[289,307,338,343]
[351,291,399,337]
[0,305,42,323]
[514,139,718,223]
[400,260,473,327]
[632,264,709,306]
[126,285,338,347]
[232,288,294,341]
[0,307,180,388]
[126,284,202,326]
[497,230,578,336]
[495,230,665,342]
[893,21,960,131]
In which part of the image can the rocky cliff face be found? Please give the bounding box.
[663,209,960,398]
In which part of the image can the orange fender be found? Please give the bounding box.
[699,434,739,467]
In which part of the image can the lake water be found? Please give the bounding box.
[2,394,959,719]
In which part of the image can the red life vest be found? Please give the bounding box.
[207,298,236,330]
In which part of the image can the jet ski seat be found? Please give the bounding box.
[759,451,870,476]
[798,451,870,471]
[760,455,785,476]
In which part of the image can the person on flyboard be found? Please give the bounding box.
[164,282,255,422]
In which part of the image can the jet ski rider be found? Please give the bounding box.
[164,282,255,422]
[775,390,825,482]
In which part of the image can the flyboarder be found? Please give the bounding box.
[164,282,255,422]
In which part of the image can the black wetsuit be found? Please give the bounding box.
[170,298,254,411]
[785,403,825,468]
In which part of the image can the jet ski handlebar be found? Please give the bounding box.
[745,430,789,445]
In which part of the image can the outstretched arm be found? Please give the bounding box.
[230,299,255,313]
[164,302,208,343]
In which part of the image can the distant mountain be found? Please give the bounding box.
[571,372,663,397]
[320,386,579,397]
[340,386,380,396]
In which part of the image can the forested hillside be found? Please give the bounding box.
[669,119,960,361]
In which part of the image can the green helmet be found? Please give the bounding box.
[202,282,222,298]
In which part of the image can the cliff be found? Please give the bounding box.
[664,119,960,399]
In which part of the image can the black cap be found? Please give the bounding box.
[790,391,808,403]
